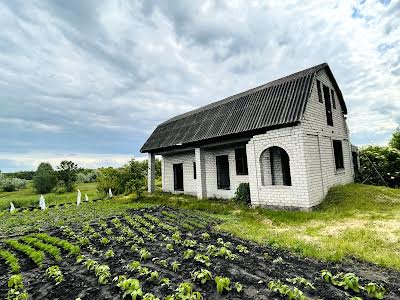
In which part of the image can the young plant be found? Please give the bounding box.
[166,243,174,252]
[104,249,115,259]
[321,270,361,293]
[235,282,243,293]
[287,277,315,290]
[7,274,28,300]
[128,261,141,271]
[34,233,80,256]
[365,282,386,299]
[143,293,160,300]
[156,259,168,268]
[22,236,62,261]
[268,280,306,300]
[183,249,195,259]
[149,271,159,282]
[201,232,210,240]
[173,282,203,300]
[236,244,249,254]
[139,248,151,261]
[100,237,110,246]
[95,264,111,285]
[45,265,64,285]
[183,239,197,247]
[215,276,231,295]
[160,277,171,287]
[114,275,143,300]
[171,261,181,272]
[194,254,211,267]
[192,269,212,284]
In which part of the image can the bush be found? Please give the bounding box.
[358,146,400,188]
[96,159,146,198]
[77,170,98,183]
[0,174,28,192]
[33,163,58,194]
[57,161,78,192]
[235,183,251,204]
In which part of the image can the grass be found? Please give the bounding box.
[0,182,99,211]
[1,182,399,270]
[142,184,400,270]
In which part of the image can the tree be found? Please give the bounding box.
[57,160,78,192]
[123,159,146,198]
[389,127,400,150]
[33,163,58,194]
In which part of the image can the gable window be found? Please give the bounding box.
[235,148,248,175]
[193,162,197,179]
[323,85,333,126]
[317,80,323,103]
[333,140,344,170]
[331,89,336,109]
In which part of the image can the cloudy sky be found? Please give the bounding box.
[0,0,399,172]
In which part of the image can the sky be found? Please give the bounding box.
[0,0,399,172]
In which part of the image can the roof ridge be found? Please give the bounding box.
[161,62,327,125]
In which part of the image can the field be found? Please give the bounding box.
[0,183,399,299]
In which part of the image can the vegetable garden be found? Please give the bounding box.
[0,206,399,299]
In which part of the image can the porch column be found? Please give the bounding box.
[195,147,207,199]
[147,152,155,193]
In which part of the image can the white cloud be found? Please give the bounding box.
[0,0,399,172]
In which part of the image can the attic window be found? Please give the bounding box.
[323,85,333,126]
[317,80,323,103]
[331,89,336,109]
[333,140,344,170]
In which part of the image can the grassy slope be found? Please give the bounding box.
[143,183,400,269]
[0,182,98,210]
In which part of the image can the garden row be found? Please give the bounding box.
[0,207,398,299]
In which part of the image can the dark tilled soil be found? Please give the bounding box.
[0,206,399,300]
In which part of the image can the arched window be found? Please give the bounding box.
[260,146,291,186]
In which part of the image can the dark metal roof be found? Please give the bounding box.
[141,63,346,153]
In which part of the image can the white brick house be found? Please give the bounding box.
[141,63,357,209]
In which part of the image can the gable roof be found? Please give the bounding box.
[141,63,346,153]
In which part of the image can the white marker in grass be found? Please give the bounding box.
[77,189,81,206]
[108,188,113,198]
[39,194,46,210]
[10,202,15,213]
[85,194,89,202]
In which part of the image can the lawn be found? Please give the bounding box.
[0,182,399,299]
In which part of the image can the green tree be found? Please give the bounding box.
[389,127,400,150]
[57,161,78,192]
[33,163,58,194]
[123,159,146,198]
[96,167,123,195]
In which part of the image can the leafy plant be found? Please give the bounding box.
[128,261,141,271]
[114,275,143,300]
[143,293,160,300]
[22,236,62,261]
[192,269,212,284]
[149,271,159,282]
[268,280,306,300]
[139,248,151,261]
[45,265,64,285]
[236,244,249,254]
[104,249,115,259]
[235,282,243,293]
[172,282,203,300]
[287,277,315,290]
[101,237,110,245]
[321,270,361,293]
[365,282,386,299]
[183,249,195,259]
[171,261,181,272]
[194,254,211,267]
[160,277,171,287]
[183,239,197,247]
[94,264,111,285]
[166,243,174,252]
[7,274,28,300]
[34,233,80,256]
[234,182,251,204]
[215,276,231,295]
[201,232,210,240]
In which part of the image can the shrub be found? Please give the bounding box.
[0,174,27,192]
[57,161,78,192]
[234,183,250,204]
[358,146,400,188]
[77,170,98,183]
[33,163,58,194]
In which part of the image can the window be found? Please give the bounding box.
[323,85,333,126]
[333,140,344,170]
[216,155,230,189]
[193,162,197,179]
[235,148,248,175]
[331,89,336,109]
[317,80,323,103]
[260,147,291,186]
